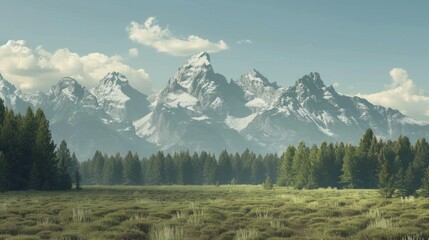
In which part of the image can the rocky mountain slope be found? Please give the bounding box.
[1,52,428,159]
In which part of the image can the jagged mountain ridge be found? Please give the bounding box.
[1,52,429,159]
[0,72,155,160]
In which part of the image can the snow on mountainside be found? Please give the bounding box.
[0,73,155,160]
[240,72,429,152]
[134,52,253,153]
[235,69,279,112]
[91,72,149,122]
[0,74,31,113]
[1,52,429,159]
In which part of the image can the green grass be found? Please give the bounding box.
[0,185,428,239]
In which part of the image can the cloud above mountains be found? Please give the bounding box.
[0,40,152,94]
[127,17,229,56]
[1,39,428,123]
[357,68,429,122]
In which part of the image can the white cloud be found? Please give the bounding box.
[237,39,252,44]
[128,48,139,57]
[332,82,340,87]
[388,68,408,88]
[0,40,152,94]
[357,68,429,121]
[127,17,229,56]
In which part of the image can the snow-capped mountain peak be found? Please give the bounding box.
[0,75,16,92]
[99,71,129,87]
[92,72,149,122]
[184,51,211,69]
[0,74,23,108]
[234,69,279,112]
[47,77,84,102]
[237,68,278,89]
[168,52,217,92]
[295,72,325,89]
[2,54,429,161]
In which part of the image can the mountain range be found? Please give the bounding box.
[1,52,428,160]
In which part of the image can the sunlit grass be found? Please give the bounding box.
[0,185,427,239]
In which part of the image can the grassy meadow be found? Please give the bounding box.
[0,186,428,240]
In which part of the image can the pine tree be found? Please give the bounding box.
[70,153,79,183]
[56,140,72,190]
[218,150,232,184]
[334,142,346,187]
[251,155,265,184]
[393,136,414,193]
[0,98,5,124]
[231,152,243,184]
[203,154,217,185]
[305,144,318,189]
[103,156,115,185]
[191,152,203,185]
[177,151,193,185]
[123,151,142,185]
[0,152,8,192]
[28,160,41,190]
[412,139,429,190]
[112,153,123,185]
[341,145,358,188]
[0,109,21,190]
[164,153,176,185]
[75,168,81,190]
[34,109,57,190]
[379,146,395,198]
[292,142,311,189]
[241,149,256,184]
[366,136,380,188]
[79,160,92,184]
[92,151,105,185]
[277,145,296,186]
[123,151,133,185]
[148,151,164,185]
[0,104,74,191]
[18,107,37,189]
[263,176,273,190]
[404,165,415,195]
[421,166,429,197]
[355,129,377,188]
[263,153,278,184]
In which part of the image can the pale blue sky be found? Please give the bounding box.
[1,0,429,119]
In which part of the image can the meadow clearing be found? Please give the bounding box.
[0,185,428,240]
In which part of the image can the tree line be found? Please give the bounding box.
[0,99,80,192]
[80,129,429,197]
[278,129,429,197]
[80,149,278,186]
[1,92,428,198]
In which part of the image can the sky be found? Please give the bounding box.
[1,0,429,120]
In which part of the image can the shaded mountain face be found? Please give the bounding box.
[3,73,155,160]
[1,52,429,159]
[134,52,253,153]
[0,74,31,113]
[91,72,149,122]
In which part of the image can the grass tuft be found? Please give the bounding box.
[368,218,394,229]
[235,228,259,240]
[150,225,185,240]
[72,207,92,223]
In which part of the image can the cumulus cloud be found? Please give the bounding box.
[357,68,429,121]
[128,48,139,57]
[237,39,252,44]
[0,40,152,94]
[127,17,229,56]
